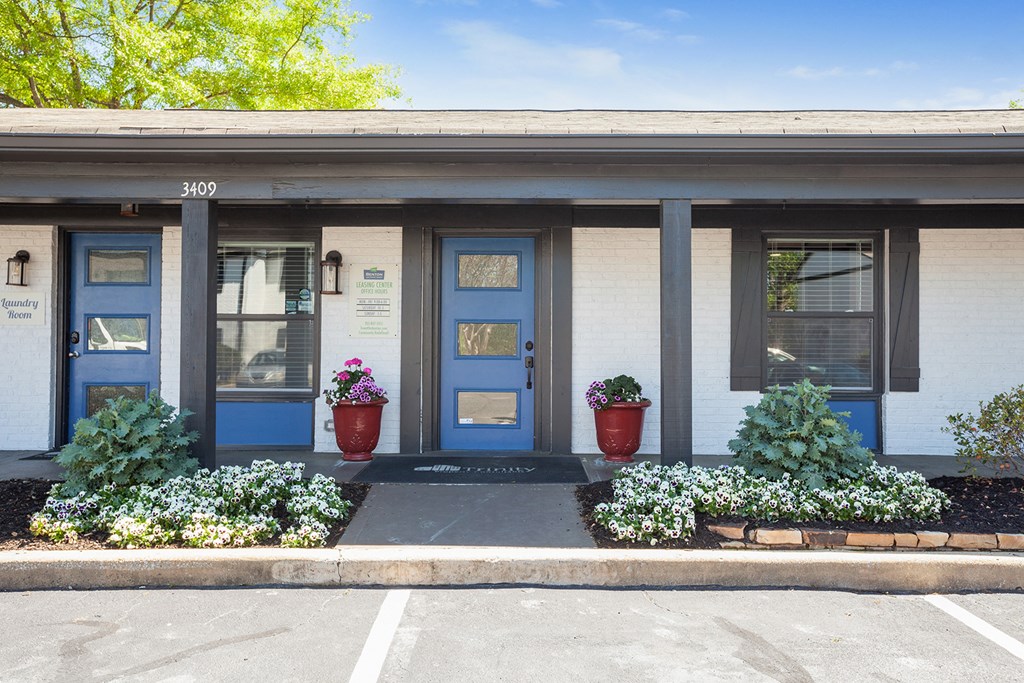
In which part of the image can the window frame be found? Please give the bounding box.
[761,231,885,397]
[215,229,321,401]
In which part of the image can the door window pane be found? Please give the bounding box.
[767,239,873,312]
[87,317,148,351]
[217,243,316,315]
[767,318,873,390]
[457,391,518,425]
[458,254,519,288]
[88,249,148,283]
[457,323,518,356]
[87,385,146,416]
[217,319,314,390]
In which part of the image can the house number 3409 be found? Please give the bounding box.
[180,181,217,197]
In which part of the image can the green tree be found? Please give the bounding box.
[0,0,400,109]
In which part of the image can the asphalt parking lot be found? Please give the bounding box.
[2,587,1023,682]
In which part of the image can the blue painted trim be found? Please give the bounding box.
[828,399,879,451]
[216,401,314,446]
[84,246,153,286]
[82,313,151,354]
[454,250,524,292]
[453,388,522,429]
[454,319,522,359]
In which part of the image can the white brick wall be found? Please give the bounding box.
[0,226,56,449]
[692,229,760,454]
[885,229,1024,454]
[314,227,402,453]
[572,228,662,453]
[159,227,181,408]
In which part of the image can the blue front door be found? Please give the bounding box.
[439,237,535,450]
[67,233,161,439]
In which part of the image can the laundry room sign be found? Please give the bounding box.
[1,292,45,326]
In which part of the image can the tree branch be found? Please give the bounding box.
[281,17,314,66]
[56,2,85,106]
[161,0,191,30]
[0,92,30,107]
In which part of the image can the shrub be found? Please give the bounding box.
[585,374,647,410]
[592,461,949,545]
[30,460,352,548]
[728,379,874,490]
[944,385,1024,476]
[55,392,199,495]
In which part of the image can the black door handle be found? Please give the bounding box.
[525,355,534,389]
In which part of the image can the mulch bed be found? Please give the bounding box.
[0,479,371,551]
[576,476,1024,549]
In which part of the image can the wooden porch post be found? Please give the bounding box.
[180,200,218,469]
[660,200,693,465]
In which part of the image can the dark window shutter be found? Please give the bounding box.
[889,228,920,392]
[731,228,763,391]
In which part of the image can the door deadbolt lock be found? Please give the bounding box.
[70,331,80,344]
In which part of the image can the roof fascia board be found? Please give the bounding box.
[2,132,1024,163]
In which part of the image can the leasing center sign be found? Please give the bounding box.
[348,264,399,338]
[1,292,45,326]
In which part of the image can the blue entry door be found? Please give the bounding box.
[67,233,161,439]
[439,237,535,450]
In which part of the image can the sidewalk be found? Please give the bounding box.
[4,449,1019,593]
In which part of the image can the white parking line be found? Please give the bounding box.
[923,594,1024,662]
[349,589,412,683]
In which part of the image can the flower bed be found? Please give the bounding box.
[589,462,948,546]
[24,460,365,549]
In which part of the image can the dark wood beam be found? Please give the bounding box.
[3,202,1024,230]
[400,227,425,454]
[180,200,218,469]
[660,200,692,465]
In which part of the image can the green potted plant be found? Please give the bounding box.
[324,357,388,461]
[586,374,651,463]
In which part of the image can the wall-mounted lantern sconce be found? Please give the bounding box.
[6,250,29,286]
[119,203,139,217]
[320,250,343,295]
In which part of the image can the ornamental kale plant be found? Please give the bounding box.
[55,392,199,495]
[592,461,949,545]
[324,357,387,406]
[944,385,1024,476]
[586,374,648,411]
[30,460,352,549]
[728,379,874,490]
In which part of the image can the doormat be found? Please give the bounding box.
[20,450,59,461]
[352,455,589,484]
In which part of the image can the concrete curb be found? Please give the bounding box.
[3,547,1024,592]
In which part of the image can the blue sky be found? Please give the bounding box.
[348,0,1024,110]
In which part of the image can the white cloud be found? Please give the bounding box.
[595,18,666,42]
[530,0,562,7]
[662,9,690,21]
[785,65,846,80]
[444,21,622,80]
[784,61,920,80]
[594,17,701,44]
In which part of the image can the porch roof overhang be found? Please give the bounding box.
[2,109,1024,203]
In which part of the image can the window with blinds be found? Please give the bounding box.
[216,242,316,393]
[766,238,876,391]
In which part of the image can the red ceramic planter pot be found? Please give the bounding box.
[594,400,652,463]
[331,398,388,461]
